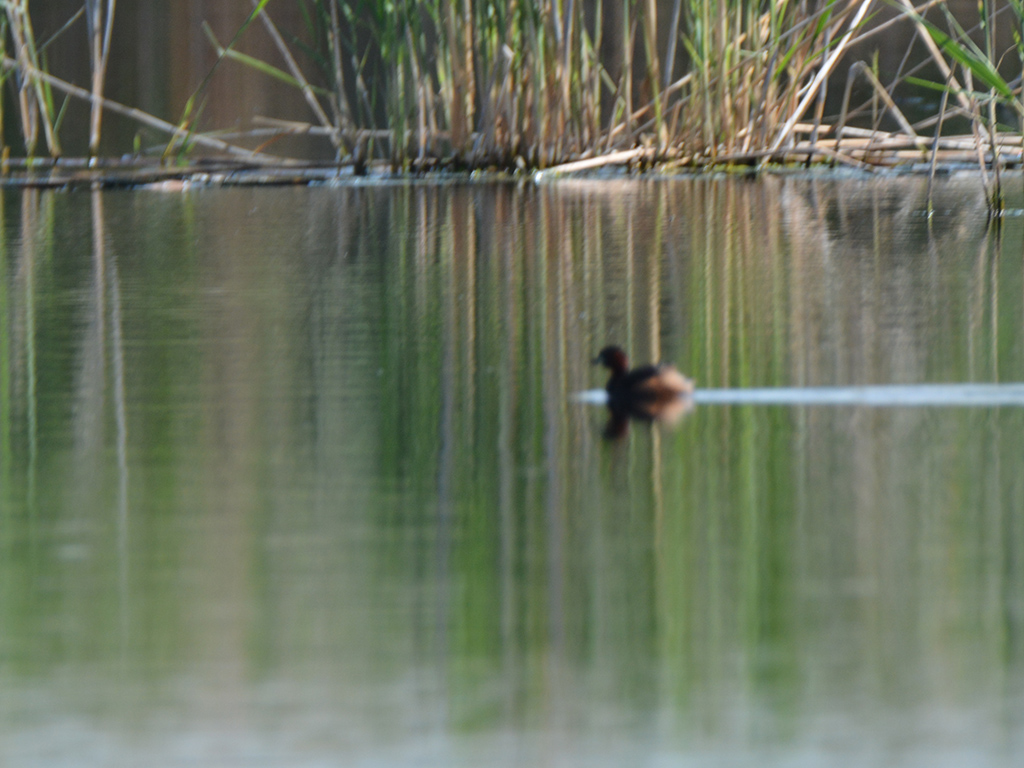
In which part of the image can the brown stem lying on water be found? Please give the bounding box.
[540,147,652,174]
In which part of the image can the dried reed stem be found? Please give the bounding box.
[0,57,288,164]
[769,0,874,153]
[253,1,341,151]
[85,0,117,156]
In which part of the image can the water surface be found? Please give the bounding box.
[1,176,1022,766]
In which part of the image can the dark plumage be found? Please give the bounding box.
[592,345,693,435]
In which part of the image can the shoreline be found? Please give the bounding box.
[0,153,1017,191]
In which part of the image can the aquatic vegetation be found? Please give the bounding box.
[0,0,1022,180]
[222,0,1024,174]
[288,0,878,169]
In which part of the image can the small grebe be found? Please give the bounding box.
[592,345,694,433]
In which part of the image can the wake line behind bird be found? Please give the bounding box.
[585,346,1024,438]
[692,383,1024,406]
[575,383,1024,407]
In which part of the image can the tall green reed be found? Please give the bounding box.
[264,0,883,168]
[2,3,60,158]
[899,0,1024,209]
[3,0,1020,175]
[0,1,116,159]
[85,0,116,156]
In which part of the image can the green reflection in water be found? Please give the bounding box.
[0,178,1022,765]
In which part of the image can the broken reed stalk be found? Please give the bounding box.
[769,0,874,154]
[837,62,926,153]
[252,1,341,153]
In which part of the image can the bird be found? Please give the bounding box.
[592,345,694,436]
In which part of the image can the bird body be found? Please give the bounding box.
[592,345,693,434]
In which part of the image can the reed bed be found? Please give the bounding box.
[0,0,1023,181]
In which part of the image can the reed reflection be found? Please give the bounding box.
[0,179,1021,766]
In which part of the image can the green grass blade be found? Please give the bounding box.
[916,16,1015,101]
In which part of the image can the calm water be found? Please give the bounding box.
[1,176,1023,766]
